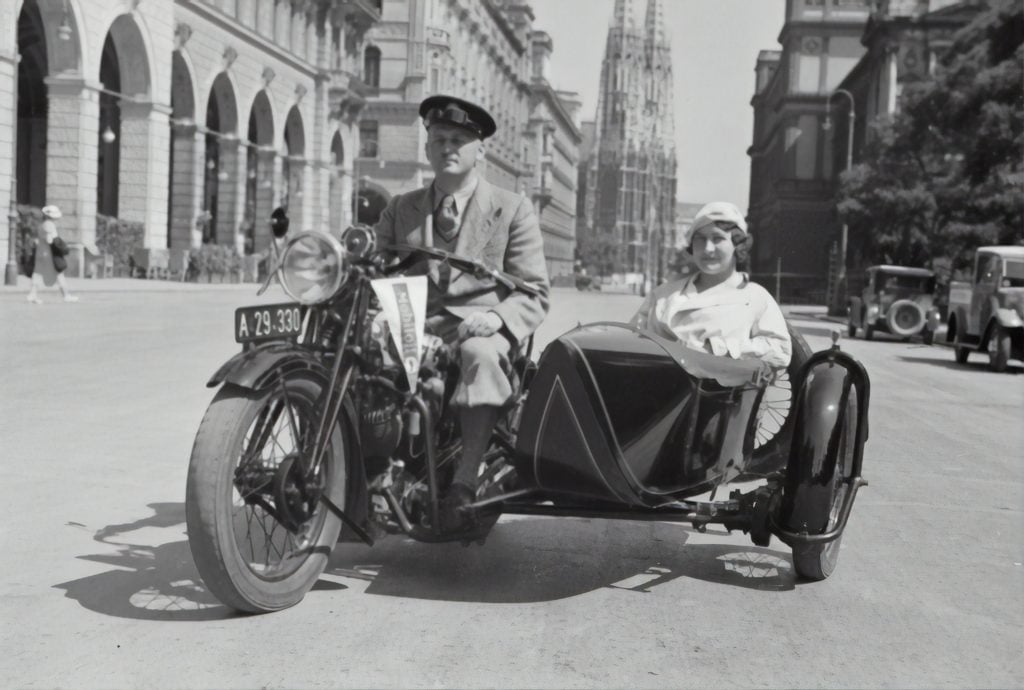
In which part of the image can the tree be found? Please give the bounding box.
[837,0,1023,272]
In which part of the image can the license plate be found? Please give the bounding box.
[235,303,303,343]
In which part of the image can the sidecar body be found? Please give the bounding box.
[513,323,766,506]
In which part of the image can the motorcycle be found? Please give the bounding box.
[185,226,870,613]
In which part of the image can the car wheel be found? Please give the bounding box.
[864,324,874,341]
[953,328,970,364]
[987,324,1011,373]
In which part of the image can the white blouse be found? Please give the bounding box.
[629,272,792,369]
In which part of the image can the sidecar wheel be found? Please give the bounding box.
[186,377,349,613]
[746,324,813,476]
[789,385,858,582]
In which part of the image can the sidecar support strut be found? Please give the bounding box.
[320,494,375,546]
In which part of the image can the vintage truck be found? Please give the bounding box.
[946,246,1024,372]
[848,265,941,344]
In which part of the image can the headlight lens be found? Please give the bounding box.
[279,231,347,304]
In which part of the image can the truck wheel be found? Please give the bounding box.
[953,329,970,364]
[987,324,1011,373]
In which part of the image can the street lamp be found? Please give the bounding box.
[823,88,855,314]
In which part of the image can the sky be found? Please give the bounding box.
[529,0,787,212]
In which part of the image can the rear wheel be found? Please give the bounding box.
[186,377,348,613]
[790,385,858,581]
[987,324,1011,373]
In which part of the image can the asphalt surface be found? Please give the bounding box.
[1,282,1021,689]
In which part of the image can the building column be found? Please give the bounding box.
[253,146,277,253]
[288,157,310,232]
[169,120,204,249]
[45,75,101,248]
[119,101,171,247]
[215,135,247,246]
[0,51,16,271]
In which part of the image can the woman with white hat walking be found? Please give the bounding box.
[26,205,78,304]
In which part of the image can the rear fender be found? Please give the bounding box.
[776,349,869,544]
[208,342,370,541]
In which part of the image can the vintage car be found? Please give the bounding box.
[848,265,941,344]
[946,246,1024,372]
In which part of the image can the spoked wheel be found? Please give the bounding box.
[186,377,348,613]
[746,324,813,476]
[790,385,858,581]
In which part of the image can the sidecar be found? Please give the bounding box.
[497,322,869,581]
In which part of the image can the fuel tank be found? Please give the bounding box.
[514,323,762,507]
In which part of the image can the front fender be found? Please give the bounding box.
[777,349,869,542]
[208,341,331,391]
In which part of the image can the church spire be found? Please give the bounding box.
[644,0,668,50]
[612,0,639,31]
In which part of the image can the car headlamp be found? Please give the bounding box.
[279,231,348,305]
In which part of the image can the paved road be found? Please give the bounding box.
[1,285,1021,689]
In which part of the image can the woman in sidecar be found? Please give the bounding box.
[505,203,868,581]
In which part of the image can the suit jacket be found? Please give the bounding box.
[373,178,550,344]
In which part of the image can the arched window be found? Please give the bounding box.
[364,45,381,87]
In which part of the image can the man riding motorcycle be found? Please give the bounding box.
[373,95,551,531]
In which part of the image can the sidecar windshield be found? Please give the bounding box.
[583,322,766,388]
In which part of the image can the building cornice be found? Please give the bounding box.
[178,0,320,79]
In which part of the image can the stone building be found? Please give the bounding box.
[354,0,581,283]
[746,0,870,302]
[825,0,980,294]
[577,0,677,286]
[1,0,382,278]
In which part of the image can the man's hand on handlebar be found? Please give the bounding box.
[458,311,503,340]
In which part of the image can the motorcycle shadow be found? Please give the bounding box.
[327,516,795,603]
[54,502,238,622]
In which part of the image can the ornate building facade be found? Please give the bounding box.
[746,0,870,302]
[355,0,581,284]
[577,0,677,285]
[1,0,381,277]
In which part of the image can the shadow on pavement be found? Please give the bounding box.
[897,354,1023,374]
[326,519,796,603]
[54,502,238,622]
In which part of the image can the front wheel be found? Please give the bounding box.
[186,377,349,613]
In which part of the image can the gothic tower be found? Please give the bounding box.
[581,0,677,283]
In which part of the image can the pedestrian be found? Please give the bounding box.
[266,206,289,270]
[373,94,550,531]
[26,205,78,304]
[629,201,790,374]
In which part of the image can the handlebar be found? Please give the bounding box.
[381,243,543,297]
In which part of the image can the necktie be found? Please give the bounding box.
[435,194,458,242]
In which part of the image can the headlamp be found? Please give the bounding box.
[279,231,348,305]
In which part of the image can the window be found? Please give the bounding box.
[364,46,381,88]
[359,121,379,158]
